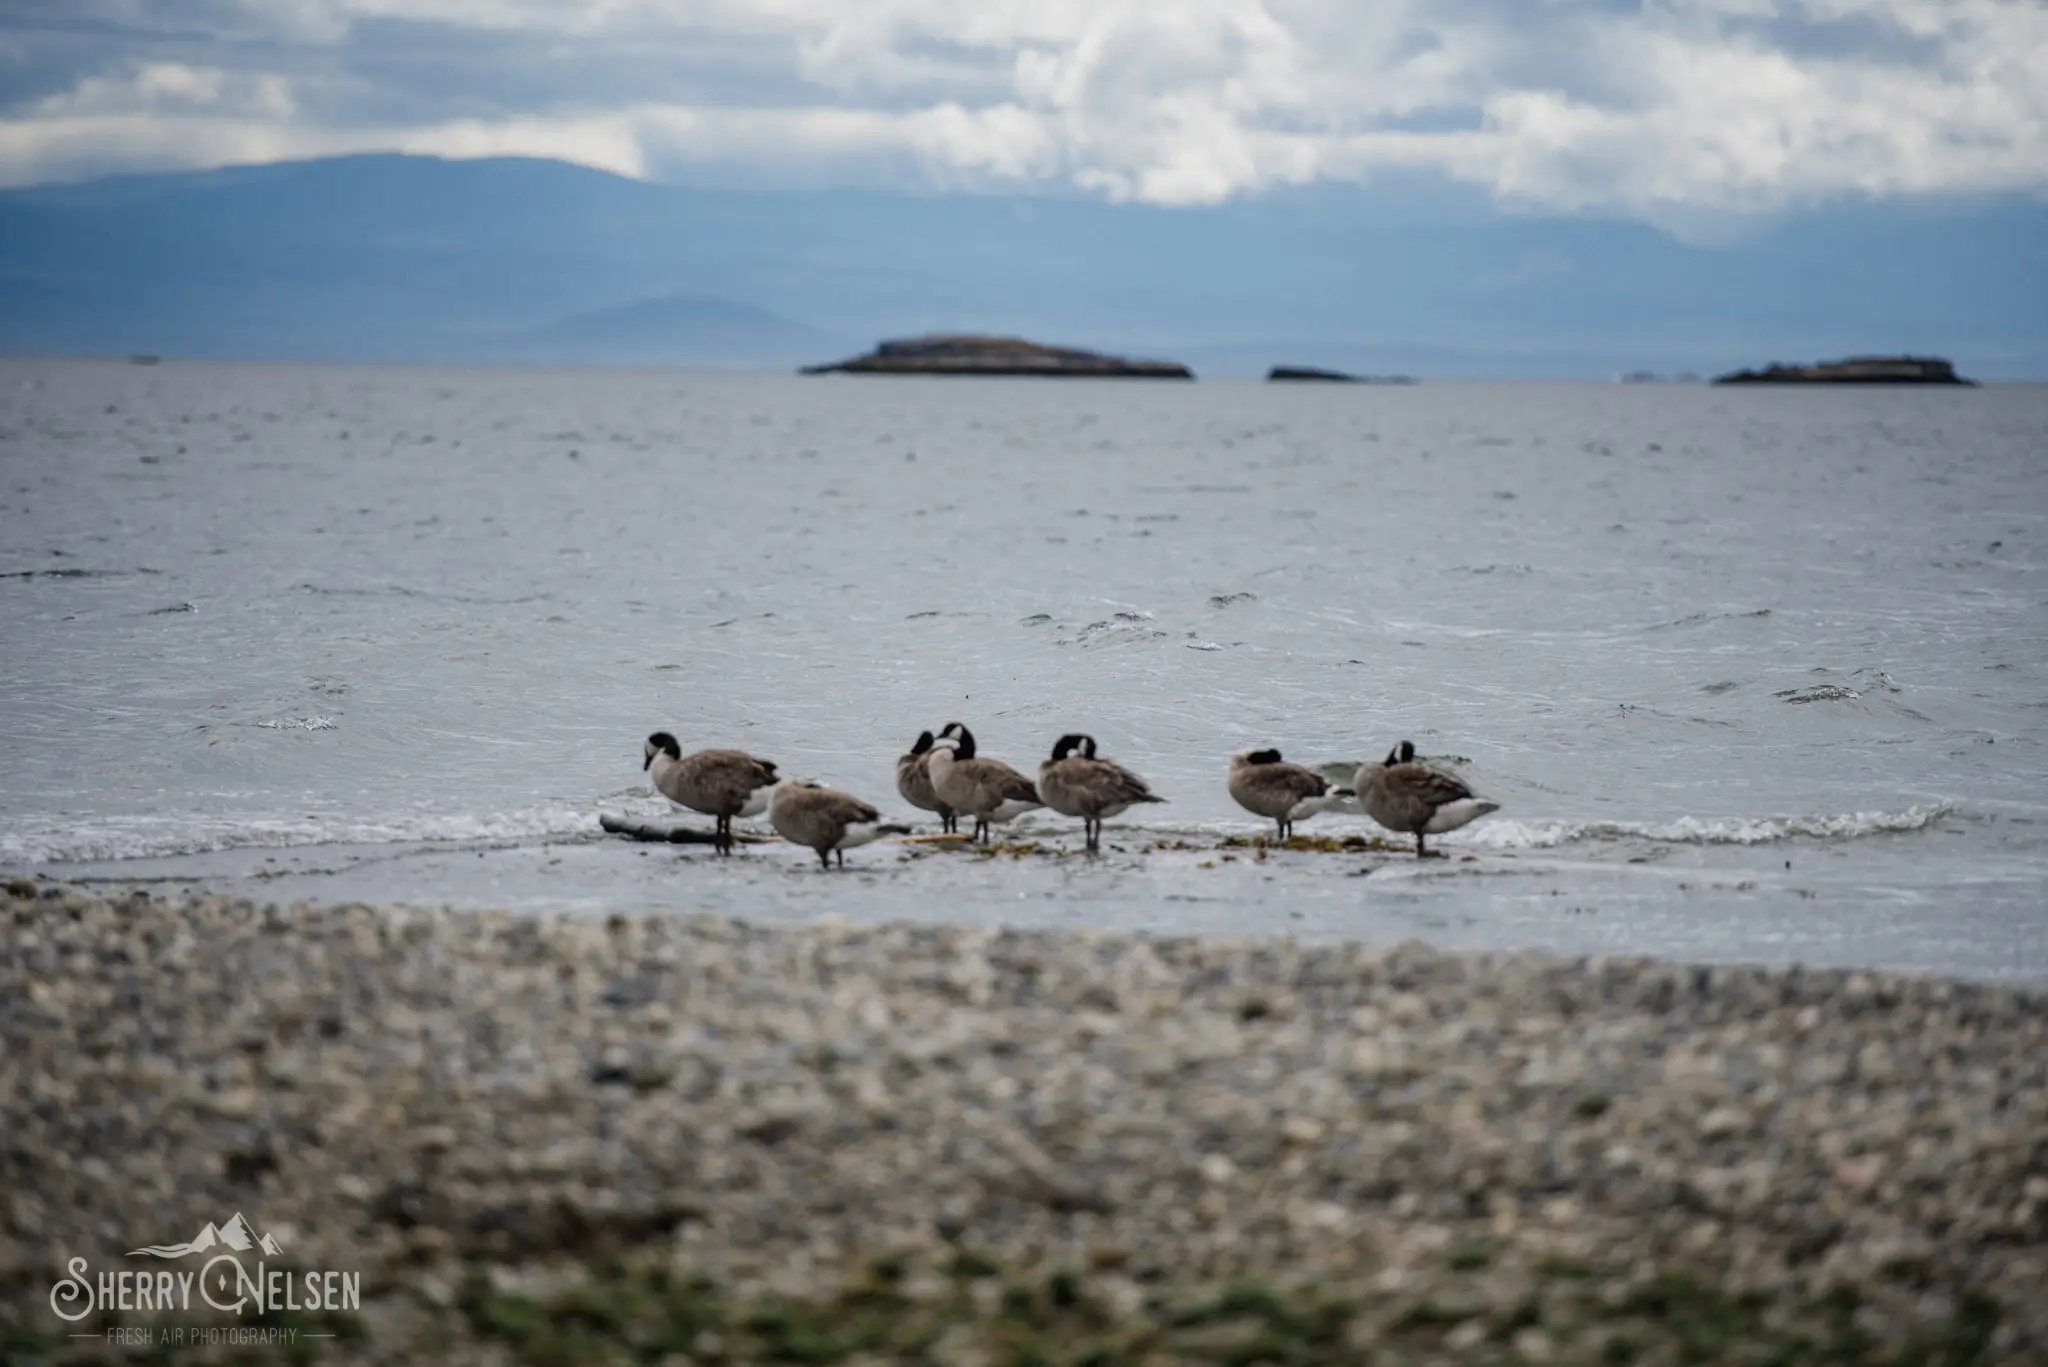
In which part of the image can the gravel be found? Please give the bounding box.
[3,883,2044,1364]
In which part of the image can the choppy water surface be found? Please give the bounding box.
[3,359,2044,981]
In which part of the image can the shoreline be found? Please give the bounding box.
[3,885,2044,1363]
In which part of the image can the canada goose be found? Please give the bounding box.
[1227,747,1352,841]
[767,780,911,870]
[642,731,779,854]
[928,722,1044,844]
[1353,740,1500,857]
[895,730,957,834]
[1038,733,1166,852]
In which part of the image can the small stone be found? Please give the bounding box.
[1281,1116,1327,1145]
[207,1087,259,1120]
[1700,1106,1745,1138]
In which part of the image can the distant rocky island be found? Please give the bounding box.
[1267,365,1416,384]
[1713,355,1975,386]
[801,334,1192,378]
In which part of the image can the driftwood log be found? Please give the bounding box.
[598,814,775,845]
[600,816,975,849]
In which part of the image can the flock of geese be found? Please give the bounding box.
[643,724,1501,870]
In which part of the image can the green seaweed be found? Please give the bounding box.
[390,1253,2025,1367]
[1446,1242,1492,1272]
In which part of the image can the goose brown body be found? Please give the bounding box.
[1037,733,1166,852]
[928,723,1043,844]
[643,732,779,854]
[1227,747,1349,841]
[894,730,957,834]
[1353,740,1500,857]
[767,781,910,870]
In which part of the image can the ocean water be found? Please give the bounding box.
[3,357,2044,982]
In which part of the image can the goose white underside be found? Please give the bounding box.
[1285,793,1348,823]
[985,799,1044,825]
[1313,764,1367,814]
[1425,799,1500,834]
[659,784,774,821]
[834,822,888,851]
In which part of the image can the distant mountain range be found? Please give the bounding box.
[504,294,844,367]
[1,154,2042,377]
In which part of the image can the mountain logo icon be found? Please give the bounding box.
[128,1213,284,1259]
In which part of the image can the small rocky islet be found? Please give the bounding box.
[801,334,1193,379]
[3,883,2044,1364]
[1266,366,1416,384]
[1712,355,1977,385]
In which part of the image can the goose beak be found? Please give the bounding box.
[642,752,653,770]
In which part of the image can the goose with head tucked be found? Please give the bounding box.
[1038,733,1166,852]
[927,722,1043,844]
[643,731,779,854]
[768,780,911,870]
[894,730,957,834]
[1353,740,1499,857]
[1227,746,1351,842]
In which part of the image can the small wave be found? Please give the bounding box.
[292,582,550,606]
[1776,684,1859,704]
[1641,607,1773,632]
[1,566,161,581]
[254,715,337,731]
[1462,805,1951,850]
[1059,614,1170,648]
[0,806,603,866]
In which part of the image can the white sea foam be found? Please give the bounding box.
[1038,804,1954,850]
[1458,805,1952,850]
[7,800,1948,867]
[0,805,605,866]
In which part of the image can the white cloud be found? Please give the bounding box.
[2,0,2044,220]
[36,63,296,122]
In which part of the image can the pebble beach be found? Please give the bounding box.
[3,881,2044,1364]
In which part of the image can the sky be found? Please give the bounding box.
[2,1,2046,236]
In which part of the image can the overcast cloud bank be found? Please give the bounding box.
[3,1,2045,225]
